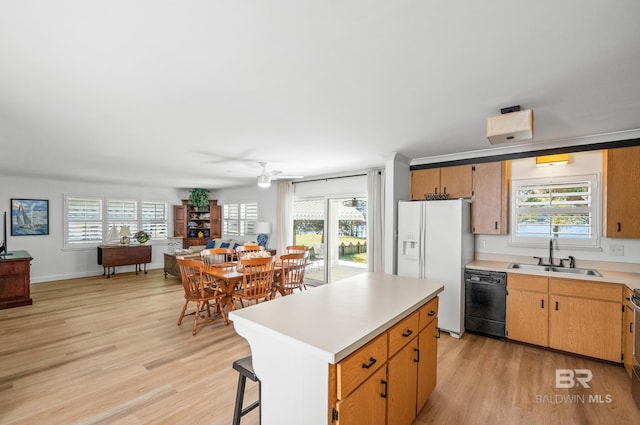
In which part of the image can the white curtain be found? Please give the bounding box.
[276,181,294,256]
[367,169,385,272]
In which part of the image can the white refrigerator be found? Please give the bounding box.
[397,199,474,337]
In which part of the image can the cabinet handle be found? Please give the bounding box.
[428,310,436,317]
[618,222,621,232]
[495,221,498,230]
[555,301,559,311]
[434,187,438,194]
[541,299,544,309]
[436,328,441,339]
[414,348,420,363]
[402,329,413,337]
[361,357,377,369]
[443,187,447,194]
[380,380,388,398]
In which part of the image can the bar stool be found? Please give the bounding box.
[232,356,261,425]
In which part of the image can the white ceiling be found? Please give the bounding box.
[1,1,640,189]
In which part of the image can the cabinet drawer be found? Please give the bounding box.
[388,311,420,357]
[418,297,439,330]
[549,278,622,302]
[336,332,387,400]
[507,273,548,293]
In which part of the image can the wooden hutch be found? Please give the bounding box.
[173,199,222,248]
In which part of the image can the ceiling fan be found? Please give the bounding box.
[256,162,303,188]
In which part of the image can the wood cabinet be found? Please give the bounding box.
[410,165,473,200]
[97,245,152,278]
[173,200,222,248]
[471,161,509,234]
[0,250,33,309]
[603,146,640,238]
[415,297,438,412]
[387,339,419,425]
[332,297,439,425]
[623,286,633,376]
[335,366,387,425]
[506,274,549,346]
[506,273,624,363]
[549,278,623,363]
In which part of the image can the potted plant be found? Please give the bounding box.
[188,188,209,211]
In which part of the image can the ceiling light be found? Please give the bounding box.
[257,175,271,188]
[487,107,534,144]
[536,153,569,167]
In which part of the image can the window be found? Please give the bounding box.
[223,201,257,236]
[107,200,138,234]
[64,196,167,247]
[510,175,599,248]
[141,201,168,239]
[66,197,103,245]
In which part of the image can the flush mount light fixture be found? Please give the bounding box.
[487,106,534,144]
[535,153,569,167]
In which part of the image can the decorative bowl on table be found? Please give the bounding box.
[134,231,150,244]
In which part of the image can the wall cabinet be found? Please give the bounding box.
[603,146,640,238]
[471,161,509,235]
[332,297,438,425]
[410,165,473,200]
[173,200,221,248]
[506,273,623,363]
[506,274,549,346]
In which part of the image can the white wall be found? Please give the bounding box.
[209,183,278,246]
[0,174,184,283]
[475,150,640,265]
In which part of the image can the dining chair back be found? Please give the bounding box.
[234,256,275,307]
[201,247,233,265]
[177,258,224,335]
[279,252,306,295]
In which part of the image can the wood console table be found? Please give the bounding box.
[98,245,152,278]
[0,250,33,309]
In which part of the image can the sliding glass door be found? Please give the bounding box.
[293,197,367,284]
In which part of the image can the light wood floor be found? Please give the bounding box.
[1,270,639,425]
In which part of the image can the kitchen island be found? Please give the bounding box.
[229,272,443,425]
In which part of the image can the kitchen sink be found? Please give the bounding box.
[507,263,602,277]
[507,263,549,271]
[547,267,602,277]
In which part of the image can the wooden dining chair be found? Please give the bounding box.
[279,252,306,295]
[200,247,233,265]
[233,256,275,308]
[285,245,309,289]
[177,258,225,335]
[235,244,265,261]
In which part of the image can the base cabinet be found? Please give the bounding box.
[624,287,633,376]
[335,367,387,425]
[416,318,438,409]
[331,297,438,425]
[387,339,419,425]
[506,274,623,363]
[506,274,549,346]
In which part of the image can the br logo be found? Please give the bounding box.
[555,369,592,388]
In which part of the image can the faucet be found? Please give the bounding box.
[548,239,554,267]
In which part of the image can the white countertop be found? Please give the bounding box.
[229,272,444,364]
[466,259,640,290]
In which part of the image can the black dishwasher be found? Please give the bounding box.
[464,269,507,338]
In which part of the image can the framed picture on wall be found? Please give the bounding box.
[11,199,49,236]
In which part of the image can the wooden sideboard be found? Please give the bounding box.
[0,250,33,309]
[97,245,152,278]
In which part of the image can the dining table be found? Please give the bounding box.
[200,260,286,324]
